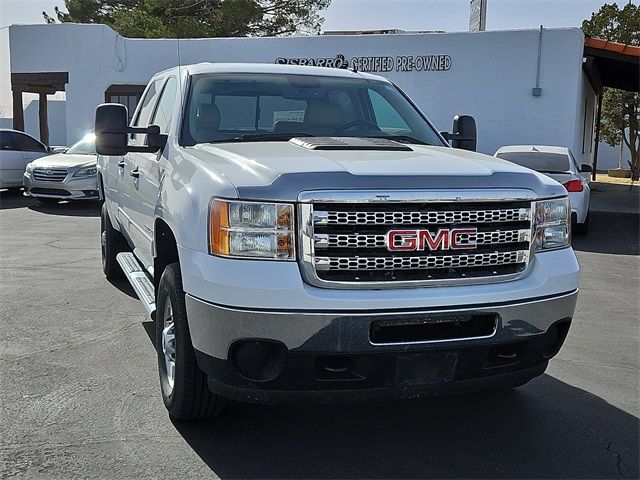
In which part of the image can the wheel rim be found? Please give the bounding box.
[162,300,176,393]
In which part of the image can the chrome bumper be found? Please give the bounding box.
[186,289,578,360]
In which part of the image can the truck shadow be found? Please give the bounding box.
[572,211,639,256]
[0,189,38,210]
[28,201,101,217]
[173,375,639,478]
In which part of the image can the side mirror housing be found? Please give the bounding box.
[95,103,168,156]
[95,103,128,156]
[580,164,593,173]
[451,115,477,151]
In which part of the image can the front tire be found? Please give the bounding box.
[156,263,225,421]
[100,202,127,279]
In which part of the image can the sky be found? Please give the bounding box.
[0,0,635,32]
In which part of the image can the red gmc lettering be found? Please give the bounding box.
[386,228,478,251]
[387,230,418,251]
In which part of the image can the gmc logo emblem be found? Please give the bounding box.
[386,228,478,251]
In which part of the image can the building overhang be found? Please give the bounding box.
[583,37,640,94]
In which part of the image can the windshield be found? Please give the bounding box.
[496,151,571,173]
[181,74,445,146]
[66,134,96,155]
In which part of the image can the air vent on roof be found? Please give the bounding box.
[290,137,413,151]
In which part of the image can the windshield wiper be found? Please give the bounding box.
[362,134,429,146]
[209,133,314,144]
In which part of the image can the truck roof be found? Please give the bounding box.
[155,62,393,83]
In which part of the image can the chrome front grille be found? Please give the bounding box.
[320,208,529,225]
[317,250,528,271]
[32,168,68,182]
[299,190,535,289]
[320,229,531,249]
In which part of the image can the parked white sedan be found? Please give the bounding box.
[0,129,51,189]
[495,145,591,234]
[23,134,98,204]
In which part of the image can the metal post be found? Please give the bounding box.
[592,93,603,181]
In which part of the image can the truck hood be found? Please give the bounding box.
[187,141,565,201]
[29,153,97,169]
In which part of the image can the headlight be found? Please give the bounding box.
[533,197,570,251]
[209,199,295,260]
[73,167,97,177]
[25,163,35,174]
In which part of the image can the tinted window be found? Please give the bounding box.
[497,152,571,173]
[369,89,410,133]
[151,77,178,133]
[182,74,444,146]
[3,132,47,152]
[0,132,11,150]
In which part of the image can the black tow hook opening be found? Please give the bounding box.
[230,340,287,382]
[314,355,366,381]
[485,342,526,369]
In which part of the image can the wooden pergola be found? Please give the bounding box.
[11,72,69,146]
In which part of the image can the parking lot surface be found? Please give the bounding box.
[1,189,638,479]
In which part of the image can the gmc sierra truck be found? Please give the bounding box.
[95,63,579,420]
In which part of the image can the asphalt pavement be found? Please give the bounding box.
[0,190,638,479]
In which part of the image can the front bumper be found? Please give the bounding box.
[187,289,577,403]
[23,172,99,200]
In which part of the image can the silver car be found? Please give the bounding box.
[23,134,98,204]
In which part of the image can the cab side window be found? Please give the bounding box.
[131,79,161,142]
[150,77,178,134]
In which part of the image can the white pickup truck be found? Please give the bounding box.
[95,63,579,420]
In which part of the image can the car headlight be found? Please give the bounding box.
[25,163,35,174]
[209,199,295,260]
[533,197,571,251]
[73,167,97,177]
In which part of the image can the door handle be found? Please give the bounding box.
[117,160,126,168]
[130,168,140,178]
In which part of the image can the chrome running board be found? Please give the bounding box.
[116,252,156,317]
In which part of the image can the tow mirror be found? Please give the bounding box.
[580,164,593,173]
[95,104,128,156]
[94,103,167,156]
[442,115,477,152]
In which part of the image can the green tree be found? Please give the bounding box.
[582,2,639,178]
[43,0,331,38]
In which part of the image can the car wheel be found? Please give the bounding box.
[574,212,589,235]
[38,197,59,205]
[100,202,127,279]
[156,262,225,421]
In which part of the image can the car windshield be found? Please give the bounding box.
[65,134,96,155]
[181,73,445,146]
[496,151,571,173]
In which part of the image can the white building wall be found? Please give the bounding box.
[4,24,589,160]
[0,27,12,130]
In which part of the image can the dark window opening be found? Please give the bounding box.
[105,84,146,123]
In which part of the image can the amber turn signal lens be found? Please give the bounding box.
[210,200,229,255]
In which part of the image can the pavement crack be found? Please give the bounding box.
[606,440,625,478]
[1,321,147,361]
[554,357,638,372]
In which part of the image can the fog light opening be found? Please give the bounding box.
[543,320,571,359]
[231,340,287,382]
